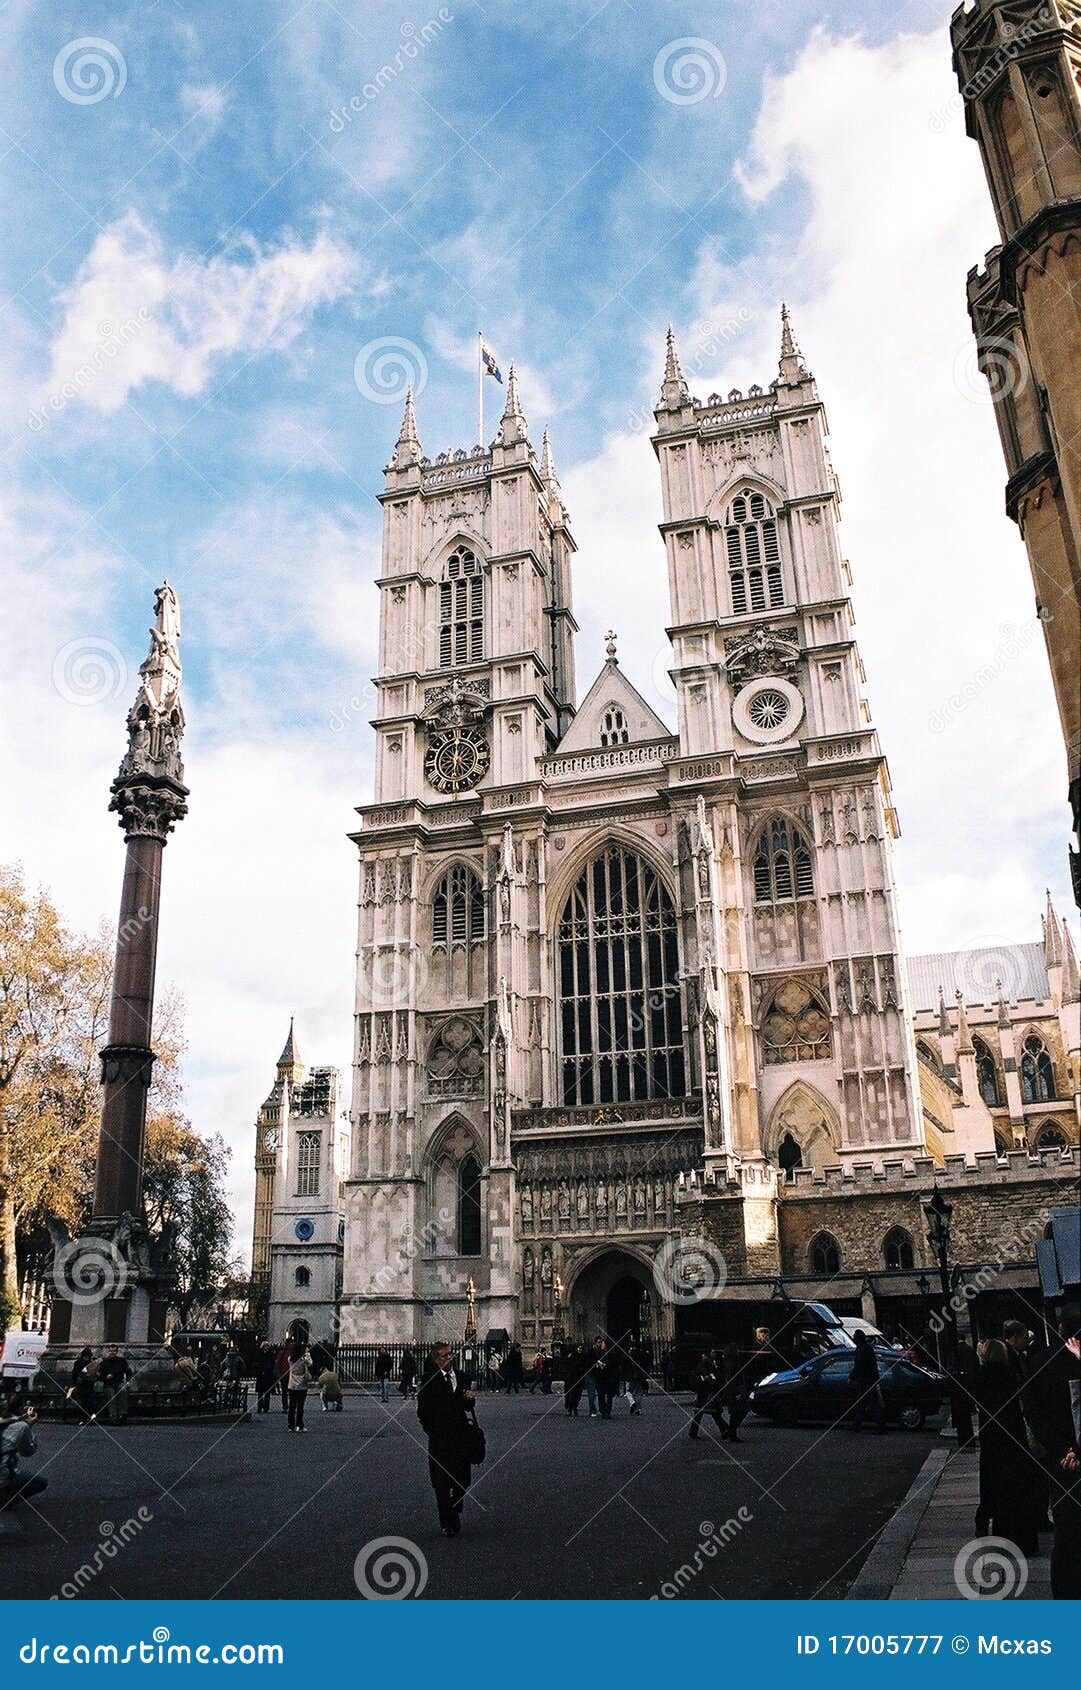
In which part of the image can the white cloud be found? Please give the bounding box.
[563,23,1072,952]
[178,80,230,136]
[37,213,360,415]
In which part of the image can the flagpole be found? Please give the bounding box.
[477,330,483,447]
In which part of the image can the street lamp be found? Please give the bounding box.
[924,1186,961,1433]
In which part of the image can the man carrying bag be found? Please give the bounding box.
[417,1343,483,1537]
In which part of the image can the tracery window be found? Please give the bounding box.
[724,488,784,614]
[439,546,484,667]
[432,865,486,946]
[753,817,814,903]
[557,846,685,1106]
[883,1227,915,1271]
[809,1231,841,1275]
[600,706,629,747]
[1020,1034,1055,1103]
[760,979,831,1064]
[973,1037,1001,1107]
[296,1131,320,1197]
[1035,1121,1067,1152]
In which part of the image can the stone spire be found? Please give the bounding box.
[1043,889,1063,967]
[1062,920,1080,1002]
[110,583,188,842]
[777,302,809,385]
[937,986,951,1038]
[996,978,1010,1027]
[954,989,974,1055]
[540,425,558,487]
[658,323,691,411]
[389,386,422,471]
[495,362,528,447]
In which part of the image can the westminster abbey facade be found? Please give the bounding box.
[328,315,1079,1356]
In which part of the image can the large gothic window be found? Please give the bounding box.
[1020,1035,1055,1103]
[439,546,484,667]
[973,1037,1001,1107]
[724,488,784,614]
[557,846,685,1106]
[760,979,831,1064]
[753,817,814,903]
[883,1227,915,1271]
[296,1131,320,1197]
[458,1153,482,1256]
[809,1232,841,1275]
[432,865,486,946]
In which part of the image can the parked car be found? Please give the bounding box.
[748,1346,945,1429]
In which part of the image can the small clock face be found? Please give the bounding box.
[425,725,490,794]
[295,1218,315,1242]
[262,1129,279,1152]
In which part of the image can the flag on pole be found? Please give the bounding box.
[480,338,503,383]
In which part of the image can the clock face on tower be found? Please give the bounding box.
[262,1128,279,1152]
[425,724,490,794]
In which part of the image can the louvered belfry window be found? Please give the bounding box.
[558,846,685,1106]
[725,489,784,614]
[432,866,486,946]
[753,817,814,904]
[439,547,484,667]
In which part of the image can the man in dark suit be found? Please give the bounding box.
[417,1343,475,1537]
[1024,1308,1081,1600]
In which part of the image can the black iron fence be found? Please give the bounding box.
[336,1341,498,1389]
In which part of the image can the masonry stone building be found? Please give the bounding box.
[322,315,1078,1356]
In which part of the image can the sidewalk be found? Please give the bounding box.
[850,1443,1052,1599]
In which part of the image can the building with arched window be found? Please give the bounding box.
[330,320,1078,1356]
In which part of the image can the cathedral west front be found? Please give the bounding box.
[254,311,1079,1356]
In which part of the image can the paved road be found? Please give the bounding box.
[1,1393,935,1600]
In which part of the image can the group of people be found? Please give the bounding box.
[66,1344,136,1424]
[254,1338,344,1427]
[963,1311,1081,1601]
[562,1337,649,1417]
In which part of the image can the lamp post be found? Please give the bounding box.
[552,1273,566,1354]
[924,1188,957,1363]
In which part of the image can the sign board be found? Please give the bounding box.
[0,1328,48,1378]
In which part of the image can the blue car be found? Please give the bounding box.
[748,1346,945,1429]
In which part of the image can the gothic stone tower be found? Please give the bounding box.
[340,320,923,1353]
[952,0,1081,902]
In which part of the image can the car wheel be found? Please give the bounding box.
[898,1404,925,1431]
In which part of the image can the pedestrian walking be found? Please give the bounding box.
[973,1338,1036,1552]
[318,1364,344,1412]
[69,1347,97,1423]
[505,1342,524,1395]
[849,1330,886,1432]
[286,1342,312,1432]
[563,1345,584,1416]
[624,1342,648,1415]
[400,1346,417,1398]
[1004,1318,1050,1537]
[0,1403,47,1510]
[595,1338,619,1418]
[580,1340,602,1417]
[951,1334,977,1448]
[689,1347,726,1440]
[417,1341,480,1537]
[219,1342,243,1385]
[274,1340,291,1413]
[375,1347,393,1405]
[1023,1309,1081,1599]
[97,1345,133,1425]
[720,1342,749,1441]
[255,1343,277,1414]
[528,1350,548,1393]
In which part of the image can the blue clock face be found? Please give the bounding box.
[337,1218,346,1243]
[294,1218,315,1242]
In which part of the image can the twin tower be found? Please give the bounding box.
[336,315,929,1352]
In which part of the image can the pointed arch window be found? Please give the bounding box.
[724,488,784,614]
[432,865,486,947]
[1035,1121,1067,1151]
[600,706,629,747]
[1020,1034,1055,1103]
[760,979,831,1064]
[458,1153,482,1256]
[883,1227,915,1271]
[296,1131,321,1197]
[439,546,484,667]
[809,1231,841,1276]
[557,845,685,1106]
[294,1266,311,1289]
[753,817,814,903]
[973,1037,1001,1107]
[916,1038,942,1074]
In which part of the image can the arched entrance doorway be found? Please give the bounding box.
[568,1248,665,1356]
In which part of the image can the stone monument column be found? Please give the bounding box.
[47,584,189,1353]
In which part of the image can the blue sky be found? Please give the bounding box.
[2,0,1074,1251]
